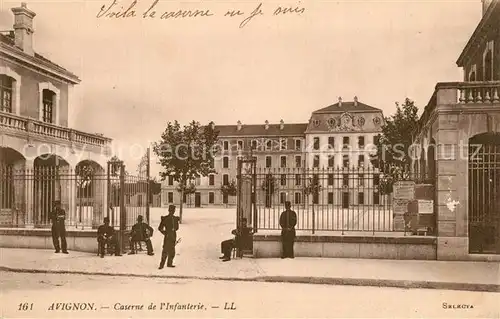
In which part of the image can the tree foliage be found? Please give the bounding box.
[220,180,237,197]
[370,98,419,194]
[153,120,219,221]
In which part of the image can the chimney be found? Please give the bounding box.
[280,119,284,130]
[209,121,215,129]
[338,97,342,107]
[482,0,493,15]
[265,120,269,130]
[353,96,358,106]
[11,3,36,56]
[237,120,242,131]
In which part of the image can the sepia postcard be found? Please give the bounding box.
[0,0,499,318]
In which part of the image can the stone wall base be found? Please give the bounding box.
[253,234,437,260]
[437,237,500,262]
[0,228,98,253]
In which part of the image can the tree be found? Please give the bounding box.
[153,120,219,222]
[370,98,419,194]
[220,180,237,206]
[303,175,322,204]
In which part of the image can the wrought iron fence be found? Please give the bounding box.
[252,167,415,234]
[0,164,148,230]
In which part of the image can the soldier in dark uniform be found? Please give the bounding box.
[128,215,154,255]
[50,200,68,254]
[279,201,297,259]
[220,218,252,261]
[158,205,179,269]
[97,217,120,258]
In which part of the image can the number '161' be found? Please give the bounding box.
[18,303,33,311]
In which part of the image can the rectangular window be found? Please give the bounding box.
[280,192,286,204]
[223,141,229,151]
[328,137,335,149]
[168,192,173,203]
[42,89,54,123]
[312,192,319,205]
[237,140,243,150]
[280,156,287,168]
[343,136,350,148]
[374,135,380,145]
[168,176,174,186]
[358,155,365,167]
[266,156,272,168]
[223,174,229,185]
[223,193,229,204]
[295,156,302,168]
[343,174,349,187]
[280,174,287,186]
[266,139,272,151]
[373,174,380,186]
[358,192,365,205]
[251,140,258,150]
[280,138,287,150]
[209,175,215,186]
[295,139,302,151]
[295,174,301,186]
[373,192,380,205]
[313,137,320,150]
[209,192,215,204]
[328,155,335,167]
[223,156,229,168]
[183,193,187,203]
[328,174,334,186]
[294,192,301,205]
[342,192,349,208]
[328,192,334,204]
[358,174,364,186]
[343,155,350,168]
[313,155,320,168]
[358,136,365,148]
[0,75,13,113]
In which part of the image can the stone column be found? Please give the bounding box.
[59,164,76,228]
[435,112,468,260]
[92,166,106,229]
[12,159,27,227]
[24,160,35,228]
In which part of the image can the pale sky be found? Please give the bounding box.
[0,0,482,177]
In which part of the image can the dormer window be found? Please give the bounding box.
[0,75,13,113]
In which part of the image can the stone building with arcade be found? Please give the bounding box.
[412,0,500,260]
[0,4,112,234]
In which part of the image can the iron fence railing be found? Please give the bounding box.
[252,167,417,234]
[0,165,148,230]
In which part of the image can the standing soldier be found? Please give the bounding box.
[279,201,297,259]
[158,205,179,269]
[51,200,68,254]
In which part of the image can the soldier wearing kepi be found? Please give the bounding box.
[158,205,179,269]
[50,200,68,254]
[279,201,297,259]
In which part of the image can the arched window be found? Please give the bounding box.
[0,75,13,113]
[42,89,55,123]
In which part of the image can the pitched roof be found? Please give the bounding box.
[313,101,382,114]
[215,123,308,137]
[0,33,80,83]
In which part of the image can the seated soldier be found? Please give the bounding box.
[128,215,154,256]
[97,217,120,257]
[220,218,253,262]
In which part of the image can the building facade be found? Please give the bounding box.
[413,0,500,259]
[0,3,112,228]
[161,97,384,208]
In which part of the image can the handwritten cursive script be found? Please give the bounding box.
[96,0,306,28]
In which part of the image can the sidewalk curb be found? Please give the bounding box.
[1,266,499,293]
